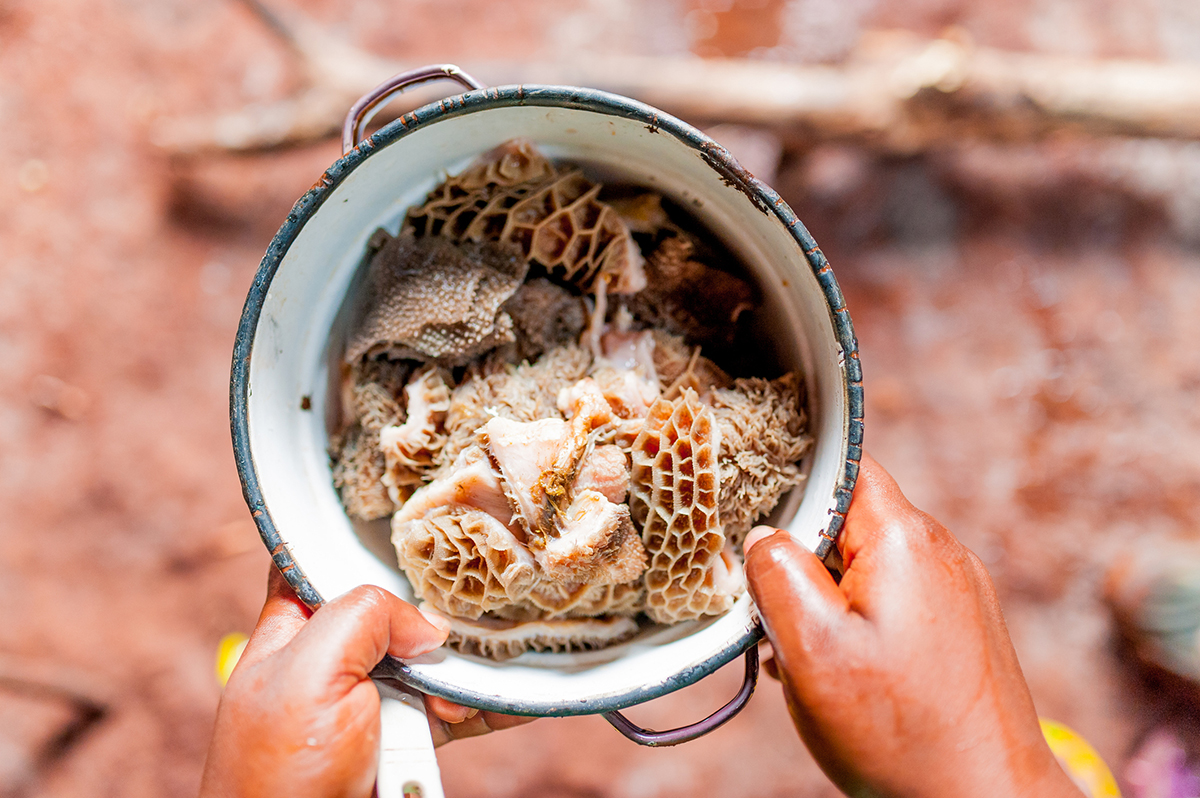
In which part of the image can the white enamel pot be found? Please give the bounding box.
[230,65,863,798]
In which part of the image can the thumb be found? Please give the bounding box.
[744,527,850,676]
[234,566,314,671]
[287,585,450,687]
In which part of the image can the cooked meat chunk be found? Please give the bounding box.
[345,232,527,365]
[627,235,754,348]
[711,373,812,547]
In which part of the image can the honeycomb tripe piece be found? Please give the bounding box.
[630,387,739,624]
[393,506,536,620]
[344,232,528,366]
[467,169,646,294]
[436,344,592,470]
[421,604,640,660]
[405,139,556,239]
[452,138,557,192]
[407,142,646,295]
[379,365,450,504]
[711,372,813,547]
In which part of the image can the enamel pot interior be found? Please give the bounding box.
[233,87,860,717]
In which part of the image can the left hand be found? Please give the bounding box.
[199,566,535,798]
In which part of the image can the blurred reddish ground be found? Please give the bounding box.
[3,0,1200,796]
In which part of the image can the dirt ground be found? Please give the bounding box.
[3,0,1200,796]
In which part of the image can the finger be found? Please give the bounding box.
[235,565,314,670]
[425,694,478,725]
[744,528,851,674]
[762,654,780,681]
[430,710,538,747]
[838,452,922,570]
[758,642,781,682]
[286,585,450,687]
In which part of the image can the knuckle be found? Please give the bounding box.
[881,510,949,551]
[338,584,390,616]
[963,548,987,573]
[962,548,999,589]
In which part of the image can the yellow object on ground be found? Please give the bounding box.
[1041,718,1121,798]
[216,632,250,687]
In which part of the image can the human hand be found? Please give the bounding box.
[199,567,533,798]
[744,454,1080,798]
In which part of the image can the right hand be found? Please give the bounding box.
[743,454,1081,798]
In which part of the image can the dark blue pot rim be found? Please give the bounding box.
[230,83,863,717]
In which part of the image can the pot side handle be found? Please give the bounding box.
[375,680,445,798]
[343,64,486,154]
[602,645,760,747]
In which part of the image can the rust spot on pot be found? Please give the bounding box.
[309,173,333,193]
[698,143,769,214]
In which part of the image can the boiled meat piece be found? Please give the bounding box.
[483,395,648,587]
[630,388,736,624]
[421,603,639,661]
[482,416,569,540]
[437,344,592,471]
[345,232,528,366]
[711,372,812,546]
[329,358,410,520]
[574,444,629,504]
[378,366,450,503]
[404,140,645,294]
[394,507,536,620]
[392,446,517,533]
[538,490,645,585]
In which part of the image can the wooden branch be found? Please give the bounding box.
[151,4,1200,155]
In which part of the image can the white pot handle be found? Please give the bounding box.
[374,680,445,798]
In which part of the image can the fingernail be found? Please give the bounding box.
[744,525,781,554]
[419,609,453,638]
[464,707,479,719]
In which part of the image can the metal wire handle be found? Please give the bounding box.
[601,646,760,747]
[342,64,486,154]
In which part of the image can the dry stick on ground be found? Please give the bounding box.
[0,656,110,794]
[152,1,1200,156]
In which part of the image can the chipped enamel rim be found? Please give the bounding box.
[230,85,862,717]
